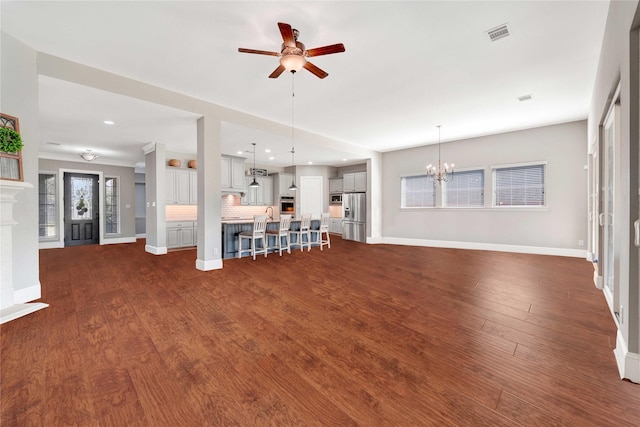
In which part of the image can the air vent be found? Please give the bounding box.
[518,94,533,102]
[487,24,509,42]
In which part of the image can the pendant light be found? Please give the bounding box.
[426,125,454,183]
[249,142,260,188]
[288,71,298,191]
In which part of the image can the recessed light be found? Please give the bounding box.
[269,156,274,160]
[237,151,243,155]
[103,120,114,125]
[308,161,313,165]
[265,149,271,153]
[342,158,347,162]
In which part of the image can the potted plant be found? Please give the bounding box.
[0,127,23,154]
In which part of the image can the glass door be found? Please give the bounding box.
[601,100,620,317]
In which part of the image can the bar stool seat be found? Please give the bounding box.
[289,213,312,252]
[238,215,268,260]
[311,212,331,251]
[266,214,292,256]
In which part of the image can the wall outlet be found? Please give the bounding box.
[214,248,219,255]
[578,240,584,247]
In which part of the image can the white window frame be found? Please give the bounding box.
[401,173,436,208]
[104,175,121,236]
[38,170,58,242]
[491,161,547,207]
[443,168,485,208]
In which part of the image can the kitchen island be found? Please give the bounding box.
[221,218,321,259]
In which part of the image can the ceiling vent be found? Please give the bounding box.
[518,94,533,102]
[487,24,510,42]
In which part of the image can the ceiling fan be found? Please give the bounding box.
[238,22,345,79]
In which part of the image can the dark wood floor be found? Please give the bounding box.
[2,237,639,426]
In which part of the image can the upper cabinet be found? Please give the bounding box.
[329,178,343,194]
[242,176,273,206]
[343,171,367,192]
[221,155,246,191]
[167,168,197,205]
[271,172,295,198]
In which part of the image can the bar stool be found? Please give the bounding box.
[238,215,268,260]
[265,214,292,256]
[310,212,331,251]
[289,213,312,252]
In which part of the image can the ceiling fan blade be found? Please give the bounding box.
[269,65,286,79]
[303,61,328,79]
[306,43,346,57]
[278,22,296,48]
[238,48,280,56]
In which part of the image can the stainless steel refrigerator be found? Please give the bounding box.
[343,192,366,242]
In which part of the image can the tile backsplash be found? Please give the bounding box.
[221,195,278,218]
[165,196,279,221]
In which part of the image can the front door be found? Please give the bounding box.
[64,173,99,246]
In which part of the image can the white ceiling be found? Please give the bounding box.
[2,1,609,170]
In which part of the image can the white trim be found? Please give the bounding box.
[14,284,42,303]
[104,236,136,245]
[614,330,640,383]
[136,233,147,238]
[196,258,223,271]
[145,244,167,255]
[375,236,587,258]
[490,160,548,170]
[0,303,49,325]
[39,241,63,249]
[142,142,156,154]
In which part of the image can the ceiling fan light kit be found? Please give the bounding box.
[239,22,345,79]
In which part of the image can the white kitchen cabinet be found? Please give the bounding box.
[242,176,273,205]
[343,171,367,192]
[189,170,197,204]
[272,173,295,198]
[166,221,195,248]
[329,178,343,194]
[166,168,193,205]
[221,155,246,191]
[329,218,343,234]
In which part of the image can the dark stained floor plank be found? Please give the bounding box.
[1,237,639,426]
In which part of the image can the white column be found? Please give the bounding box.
[0,180,48,324]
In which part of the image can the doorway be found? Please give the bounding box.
[64,172,100,246]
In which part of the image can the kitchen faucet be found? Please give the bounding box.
[265,206,273,220]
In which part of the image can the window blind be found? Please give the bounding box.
[401,175,435,207]
[494,164,545,206]
[444,170,484,207]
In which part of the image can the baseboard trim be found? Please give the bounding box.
[39,240,63,249]
[375,237,587,258]
[196,258,223,271]
[614,330,640,383]
[145,244,167,255]
[104,236,136,245]
[14,284,42,303]
[0,302,49,325]
[136,233,146,239]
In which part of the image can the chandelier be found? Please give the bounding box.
[288,71,298,191]
[426,125,454,183]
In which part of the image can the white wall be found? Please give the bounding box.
[1,33,41,301]
[381,121,587,254]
